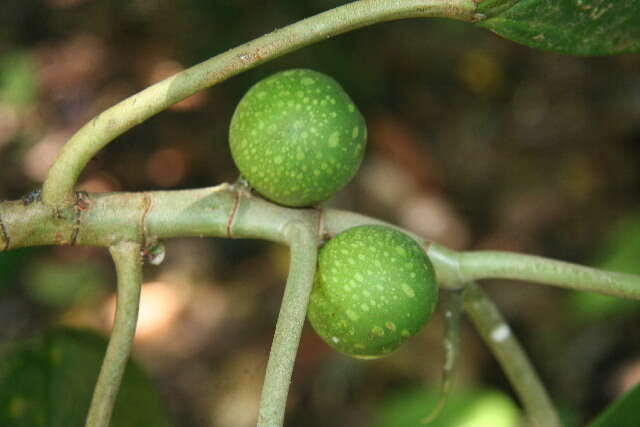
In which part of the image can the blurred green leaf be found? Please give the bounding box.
[373,387,519,427]
[25,259,108,308]
[0,51,38,107]
[0,327,172,427]
[597,213,640,276]
[589,382,640,427]
[0,248,37,295]
[477,0,640,55]
[568,212,640,323]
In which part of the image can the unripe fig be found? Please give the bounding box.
[229,69,367,207]
[308,225,438,358]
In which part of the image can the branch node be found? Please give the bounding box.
[70,191,90,246]
[226,190,242,238]
[22,188,42,206]
[139,193,153,247]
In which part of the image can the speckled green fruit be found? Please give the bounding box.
[229,69,367,207]
[308,225,438,359]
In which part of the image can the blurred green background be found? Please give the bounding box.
[1,0,639,426]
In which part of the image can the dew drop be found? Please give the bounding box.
[146,242,166,266]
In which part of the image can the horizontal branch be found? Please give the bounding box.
[41,0,477,207]
[2,187,640,300]
[1,185,312,249]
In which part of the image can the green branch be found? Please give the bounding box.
[86,241,143,427]
[40,0,477,207]
[457,251,640,300]
[2,189,640,302]
[258,221,318,427]
[464,282,561,427]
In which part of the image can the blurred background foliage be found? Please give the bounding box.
[0,0,639,426]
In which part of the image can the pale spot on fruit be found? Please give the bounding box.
[372,326,385,336]
[401,329,411,338]
[361,303,370,312]
[328,132,340,147]
[401,283,415,298]
[385,321,397,332]
[352,126,359,139]
[332,336,340,343]
[346,309,359,321]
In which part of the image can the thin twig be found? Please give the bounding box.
[422,288,464,423]
[458,250,640,300]
[463,282,561,427]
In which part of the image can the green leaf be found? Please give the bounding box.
[476,0,640,55]
[589,382,640,427]
[568,212,640,323]
[0,51,38,107]
[0,327,172,427]
[25,259,108,308]
[373,387,520,427]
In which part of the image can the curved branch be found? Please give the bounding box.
[458,251,640,300]
[463,282,560,427]
[258,221,318,427]
[86,242,143,427]
[41,0,477,207]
